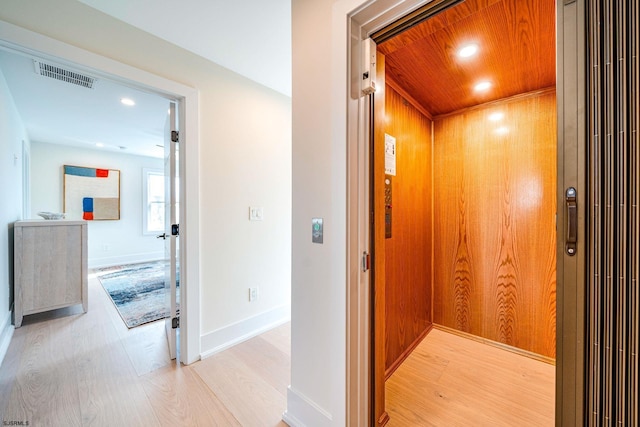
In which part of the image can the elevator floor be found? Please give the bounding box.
[386,328,555,426]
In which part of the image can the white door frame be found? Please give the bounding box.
[0,20,201,364]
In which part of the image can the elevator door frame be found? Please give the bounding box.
[344,1,587,425]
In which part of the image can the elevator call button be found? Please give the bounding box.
[312,218,324,244]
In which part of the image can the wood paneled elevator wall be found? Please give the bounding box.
[383,84,433,375]
[433,90,557,358]
[382,86,558,371]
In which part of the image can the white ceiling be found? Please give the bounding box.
[0,1,291,158]
[0,49,171,158]
[79,0,292,97]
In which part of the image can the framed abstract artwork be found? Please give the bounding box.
[63,165,120,220]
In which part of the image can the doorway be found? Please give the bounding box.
[371,0,557,423]
[0,23,200,365]
[342,0,586,425]
[0,46,179,362]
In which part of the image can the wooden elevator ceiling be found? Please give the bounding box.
[377,0,556,117]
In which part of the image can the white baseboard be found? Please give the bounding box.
[282,386,333,427]
[200,304,290,359]
[0,310,14,368]
[88,251,164,269]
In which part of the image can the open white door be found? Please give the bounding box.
[163,102,179,360]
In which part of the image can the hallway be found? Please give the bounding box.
[0,275,290,426]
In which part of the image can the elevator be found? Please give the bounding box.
[347,0,640,424]
[370,0,557,423]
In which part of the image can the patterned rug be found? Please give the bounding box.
[95,260,179,328]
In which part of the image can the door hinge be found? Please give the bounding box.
[171,130,179,143]
[172,316,179,329]
[362,251,371,272]
[171,224,179,236]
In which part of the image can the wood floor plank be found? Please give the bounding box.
[386,329,555,427]
[71,281,160,426]
[3,316,83,426]
[193,349,288,427]
[226,335,291,395]
[259,322,291,356]
[140,363,241,426]
[0,322,26,417]
[121,324,171,377]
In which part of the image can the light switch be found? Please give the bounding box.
[249,207,264,221]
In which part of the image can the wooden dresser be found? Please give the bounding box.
[14,220,88,327]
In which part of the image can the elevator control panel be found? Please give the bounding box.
[385,175,392,239]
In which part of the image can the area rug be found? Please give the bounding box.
[95,260,179,328]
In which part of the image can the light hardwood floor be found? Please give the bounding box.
[1,275,554,427]
[386,328,556,426]
[0,273,290,426]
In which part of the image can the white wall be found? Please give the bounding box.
[30,141,164,268]
[287,0,347,425]
[290,0,393,424]
[0,67,27,362]
[198,79,292,355]
[0,0,291,358]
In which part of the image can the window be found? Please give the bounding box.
[143,168,164,234]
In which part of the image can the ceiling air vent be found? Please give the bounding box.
[33,60,97,89]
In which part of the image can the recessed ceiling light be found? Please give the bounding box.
[474,81,492,92]
[488,112,504,121]
[95,142,104,147]
[458,44,479,58]
[120,98,135,106]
